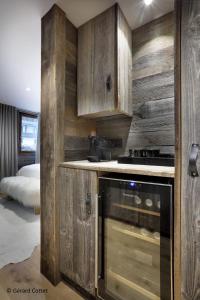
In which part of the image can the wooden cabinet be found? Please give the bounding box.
[59,167,97,295]
[78,4,132,118]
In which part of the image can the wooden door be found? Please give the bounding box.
[78,20,94,117]
[92,6,116,115]
[59,168,97,295]
[175,0,200,299]
[78,6,116,117]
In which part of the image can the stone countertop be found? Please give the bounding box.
[59,160,175,178]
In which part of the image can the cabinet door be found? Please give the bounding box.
[78,6,116,117]
[59,168,97,295]
[92,6,116,115]
[78,21,94,117]
[117,6,132,115]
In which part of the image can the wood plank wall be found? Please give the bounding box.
[64,19,96,161]
[96,12,175,157]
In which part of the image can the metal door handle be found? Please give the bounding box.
[106,75,112,91]
[85,193,91,216]
[189,144,199,177]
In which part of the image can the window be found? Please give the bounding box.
[19,113,38,152]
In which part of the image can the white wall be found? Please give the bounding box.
[0,0,54,112]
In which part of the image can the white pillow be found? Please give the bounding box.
[17,164,40,179]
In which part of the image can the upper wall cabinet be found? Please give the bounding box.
[78,4,132,118]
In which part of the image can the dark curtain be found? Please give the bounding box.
[0,103,18,180]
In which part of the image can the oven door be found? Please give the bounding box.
[98,177,173,300]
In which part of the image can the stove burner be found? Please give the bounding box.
[118,149,174,166]
[129,149,161,158]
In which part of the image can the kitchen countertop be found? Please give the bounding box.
[59,160,175,178]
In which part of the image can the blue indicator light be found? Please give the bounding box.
[129,181,136,188]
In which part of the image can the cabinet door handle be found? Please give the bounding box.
[189,144,199,177]
[85,193,91,216]
[106,75,112,91]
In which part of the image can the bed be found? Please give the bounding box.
[0,164,40,209]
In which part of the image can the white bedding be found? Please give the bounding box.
[0,164,40,207]
[0,176,40,207]
[17,164,40,179]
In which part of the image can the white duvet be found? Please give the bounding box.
[0,164,40,207]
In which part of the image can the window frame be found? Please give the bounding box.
[18,112,38,154]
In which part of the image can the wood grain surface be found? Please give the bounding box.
[65,18,95,161]
[78,4,132,118]
[78,6,116,117]
[97,12,175,156]
[41,4,65,284]
[59,160,175,178]
[174,0,181,299]
[180,0,200,299]
[0,246,83,300]
[59,168,97,295]
[117,6,132,115]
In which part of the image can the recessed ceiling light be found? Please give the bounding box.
[25,87,31,92]
[144,0,153,6]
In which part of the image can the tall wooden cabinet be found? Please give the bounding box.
[78,4,132,118]
[59,167,97,295]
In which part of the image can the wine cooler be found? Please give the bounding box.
[98,174,173,300]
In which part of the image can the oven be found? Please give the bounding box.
[98,174,173,300]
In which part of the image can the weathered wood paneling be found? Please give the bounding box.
[77,4,132,118]
[93,6,116,115]
[63,16,95,160]
[132,12,174,80]
[132,46,174,80]
[133,13,174,49]
[179,1,200,299]
[126,130,174,149]
[96,116,132,158]
[174,1,181,299]
[131,12,175,153]
[41,5,65,284]
[65,18,95,161]
[59,167,97,295]
[77,20,93,116]
[133,97,174,119]
[117,6,132,114]
[78,6,116,117]
[132,70,174,103]
[97,12,175,156]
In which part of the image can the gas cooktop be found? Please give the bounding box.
[118,149,174,166]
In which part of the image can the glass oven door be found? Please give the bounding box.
[98,176,173,300]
